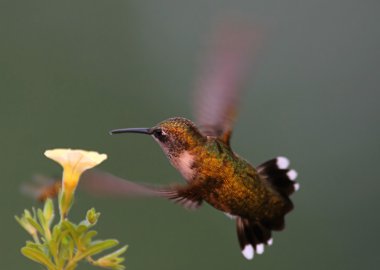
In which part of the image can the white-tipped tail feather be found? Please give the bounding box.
[276,156,290,169]
[287,169,298,181]
[294,183,300,191]
[256,244,264,255]
[267,238,273,246]
[242,243,266,259]
[242,245,254,260]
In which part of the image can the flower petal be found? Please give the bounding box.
[44,149,107,172]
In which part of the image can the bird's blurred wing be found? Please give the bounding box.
[80,170,203,210]
[80,170,166,197]
[20,172,155,201]
[21,174,62,202]
[193,22,261,145]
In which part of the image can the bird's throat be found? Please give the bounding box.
[170,151,196,181]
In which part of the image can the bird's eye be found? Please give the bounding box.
[153,129,168,142]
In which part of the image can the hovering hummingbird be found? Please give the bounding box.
[83,24,300,260]
[108,114,298,259]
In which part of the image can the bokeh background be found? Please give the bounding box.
[1,1,379,269]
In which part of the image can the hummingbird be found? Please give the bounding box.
[83,24,300,260]
[107,117,298,260]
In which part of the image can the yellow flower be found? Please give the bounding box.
[44,148,107,219]
[45,149,107,191]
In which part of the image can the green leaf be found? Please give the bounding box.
[21,247,56,270]
[26,217,44,235]
[52,226,71,268]
[101,245,128,261]
[76,224,89,237]
[43,198,55,227]
[79,239,119,259]
[59,242,70,262]
[15,215,34,235]
[23,209,32,218]
[48,227,60,264]
[15,215,23,226]
[92,245,128,269]
[62,220,79,244]
[80,230,98,247]
[51,225,60,244]
[37,209,46,228]
[25,241,44,251]
[67,234,75,260]
[37,208,51,240]
[56,233,70,270]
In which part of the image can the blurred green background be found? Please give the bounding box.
[1,1,379,269]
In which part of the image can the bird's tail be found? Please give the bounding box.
[236,217,273,260]
[236,156,299,260]
[257,156,299,197]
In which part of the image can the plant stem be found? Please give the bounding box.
[32,233,40,244]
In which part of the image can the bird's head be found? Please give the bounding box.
[110,117,205,158]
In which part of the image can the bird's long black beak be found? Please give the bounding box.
[109,128,152,135]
